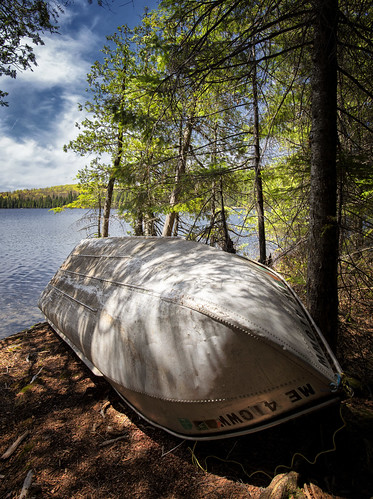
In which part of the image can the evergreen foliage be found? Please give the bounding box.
[0,185,79,208]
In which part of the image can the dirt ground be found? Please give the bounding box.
[1,323,372,498]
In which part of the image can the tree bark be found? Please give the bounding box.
[307,0,339,351]
[102,175,115,238]
[252,46,266,264]
[219,176,235,254]
[134,214,144,236]
[144,213,157,236]
[162,110,195,237]
[173,213,179,237]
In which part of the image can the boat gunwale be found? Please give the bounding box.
[243,256,343,375]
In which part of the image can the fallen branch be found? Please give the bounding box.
[100,401,111,418]
[30,367,43,384]
[18,469,34,499]
[1,431,29,460]
[161,440,185,457]
[99,434,128,448]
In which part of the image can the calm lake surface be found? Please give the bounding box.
[0,209,130,339]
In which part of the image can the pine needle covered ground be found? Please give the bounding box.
[0,323,372,498]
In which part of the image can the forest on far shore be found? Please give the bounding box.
[0,185,79,209]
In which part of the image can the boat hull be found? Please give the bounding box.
[39,237,341,440]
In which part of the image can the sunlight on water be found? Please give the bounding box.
[0,209,130,339]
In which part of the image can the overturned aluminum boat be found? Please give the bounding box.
[39,237,342,440]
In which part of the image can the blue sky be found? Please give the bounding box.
[0,0,158,192]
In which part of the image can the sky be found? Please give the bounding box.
[0,0,158,192]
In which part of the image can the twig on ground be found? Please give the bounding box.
[18,469,34,499]
[99,434,128,448]
[1,431,29,460]
[100,401,111,418]
[30,367,43,384]
[161,440,185,457]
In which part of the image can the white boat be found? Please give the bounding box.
[38,237,342,440]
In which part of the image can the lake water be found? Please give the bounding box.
[0,209,130,339]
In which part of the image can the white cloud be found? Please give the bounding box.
[0,92,93,191]
[13,29,97,89]
[0,6,103,192]
[0,139,86,191]
[0,0,146,192]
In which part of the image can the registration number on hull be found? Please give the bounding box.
[178,383,316,432]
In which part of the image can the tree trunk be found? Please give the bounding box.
[307,0,339,351]
[252,46,266,264]
[134,214,144,236]
[97,195,102,238]
[102,65,126,238]
[162,110,195,237]
[219,176,235,254]
[102,121,124,237]
[173,213,179,237]
[144,213,157,236]
[102,176,115,238]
